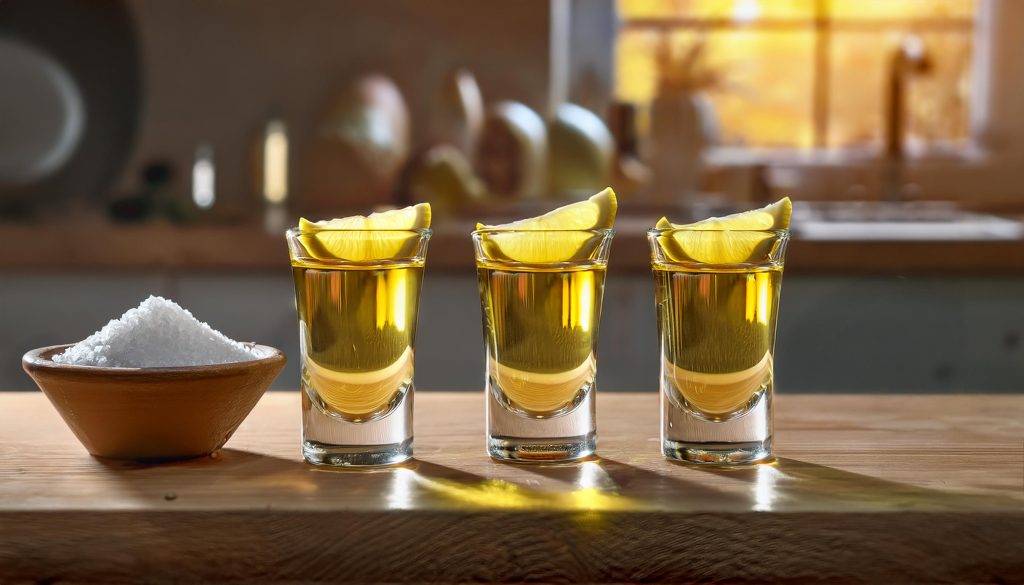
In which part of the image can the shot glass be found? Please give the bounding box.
[287,228,430,466]
[648,227,789,464]
[473,228,613,462]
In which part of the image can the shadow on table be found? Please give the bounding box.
[685,456,1019,512]
[95,450,648,511]
[509,456,751,509]
[94,449,398,504]
[93,449,1017,512]
[95,450,736,512]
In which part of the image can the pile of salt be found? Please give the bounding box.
[53,296,261,368]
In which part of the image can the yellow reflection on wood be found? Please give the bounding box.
[411,465,646,512]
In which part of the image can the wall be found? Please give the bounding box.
[973,0,1024,159]
[113,1,1024,207]
[119,0,558,213]
[567,0,615,116]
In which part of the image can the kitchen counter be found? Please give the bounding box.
[1,391,1021,583]
[3,219,1024,274]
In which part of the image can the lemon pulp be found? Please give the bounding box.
[297,203,431,262]
[476,188,616,263]
[655,197,791,264]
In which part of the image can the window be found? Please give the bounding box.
[616,0,976,149]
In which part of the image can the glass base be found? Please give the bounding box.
[662,387,772,465]
[301,384,413,467]
[488,432,596,463]
[486,380,596,463]
[663,438,772,465]
[303,438,412,467]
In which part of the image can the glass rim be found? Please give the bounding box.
[472,227,615,236]
[290,257,427,267]
[286,227,432,237]
[646,227,790,236]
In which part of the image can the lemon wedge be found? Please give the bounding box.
[298,203,431,262]
[476,188,617,263]
[655,197,791,264]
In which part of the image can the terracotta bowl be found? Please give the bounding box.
[22,344,286,462]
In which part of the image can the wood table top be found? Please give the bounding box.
[2,391,1022,584]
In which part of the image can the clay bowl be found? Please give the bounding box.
[22,344,286,462]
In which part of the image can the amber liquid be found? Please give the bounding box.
[293,261,423,422]
[478,263,606,417]
[653,265,782,420]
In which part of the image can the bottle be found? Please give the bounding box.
[259,113,289,234]
[607,101,652,200]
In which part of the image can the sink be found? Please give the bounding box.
[792,201,1023,241]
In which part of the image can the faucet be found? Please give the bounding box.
[882,35,931,202]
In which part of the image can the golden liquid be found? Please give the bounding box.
[293,261,422,422]
[478,263,606,417]
[653,265,781,419]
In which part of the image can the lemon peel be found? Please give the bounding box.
[297,203,431,262]
[655,197,791,264]
[476,188,616,263]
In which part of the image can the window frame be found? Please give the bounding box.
[618,3,975,149]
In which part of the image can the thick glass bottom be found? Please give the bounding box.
[301,384,413,467]
[488,432,596,463]
[303,438,412,467]
[486,379,596,463]
[662,387,772,465]
[662,438,772,465]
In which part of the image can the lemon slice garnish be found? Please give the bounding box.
[298,203,431,262]
[476,188,617,263]
[655,197,791,264]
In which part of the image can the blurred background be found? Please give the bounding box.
[1,0,1022,393]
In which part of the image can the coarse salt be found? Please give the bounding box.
[53,296,262,368]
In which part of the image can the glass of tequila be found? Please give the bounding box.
[473,228,613,462]
[287,227,430,466]
[648,227,789,464]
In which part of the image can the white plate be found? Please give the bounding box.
[0,37,86,187]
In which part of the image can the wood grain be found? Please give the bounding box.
[1,391,1022,584]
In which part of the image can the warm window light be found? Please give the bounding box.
[733,0,761,24]
[616,0,976,149]
[192,144,215,209]
[263,118,288,204]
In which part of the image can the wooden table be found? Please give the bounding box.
[1,392,1022,584]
